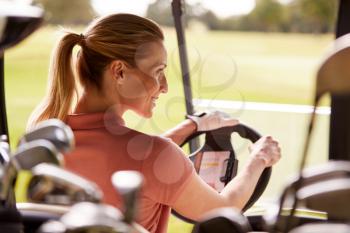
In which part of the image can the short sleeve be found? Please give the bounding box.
[140,136,195,206]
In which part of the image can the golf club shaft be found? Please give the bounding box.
[0,163,17,207]
[284,98,319,232]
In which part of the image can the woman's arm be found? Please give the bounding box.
[172,136,281,221]
[161,119,196,146]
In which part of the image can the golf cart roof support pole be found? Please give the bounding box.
[171,0,199,153]
[0,53,9,140]
[329,0,350,161]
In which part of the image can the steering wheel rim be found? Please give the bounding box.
[172,123,272,223]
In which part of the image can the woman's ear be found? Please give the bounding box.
[110,60,126,84]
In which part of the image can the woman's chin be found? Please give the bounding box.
[143,111,153,118]
[136,109,153,118]
[142,105,155,118]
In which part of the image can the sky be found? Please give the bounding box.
[92,0,258,18]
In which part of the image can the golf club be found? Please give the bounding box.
[0,1,44,139]
[289,223,350,233]
[111,171,143,224]
[0,135,10,165]
[27,163,103,205]
[19,119,75,153]
[192,207,252,233]
[1,139,62,206]
[0,2,44,231]
[38,202,128,233]
[284,33,350,232]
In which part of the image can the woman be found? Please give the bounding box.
[28,14,281,233]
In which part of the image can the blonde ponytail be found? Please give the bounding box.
[27,32,82,130]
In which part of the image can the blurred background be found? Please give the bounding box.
[5,0,337,232]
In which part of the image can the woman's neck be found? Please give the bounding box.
[74,89,125,117]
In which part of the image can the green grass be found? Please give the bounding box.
[4,26,333,233]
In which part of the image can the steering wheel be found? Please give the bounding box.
[172,123,272,223]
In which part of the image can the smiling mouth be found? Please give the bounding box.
[151,97,158,106]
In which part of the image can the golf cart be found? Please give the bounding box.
[170,0,350,232]
[1,0,350,233]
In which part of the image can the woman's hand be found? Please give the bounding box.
[187,110,239,132]
[172,135,282,218]
[248,136,281,167]
[163,110,238,146]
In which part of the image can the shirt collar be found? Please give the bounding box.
[67,111,125,130]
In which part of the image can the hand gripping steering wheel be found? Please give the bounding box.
[172,123,272,223]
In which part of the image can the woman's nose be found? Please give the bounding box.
[160,75,168,93]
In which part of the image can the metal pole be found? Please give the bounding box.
[329,0,350,161]
[0,52,9,140]
[171,0,199,153]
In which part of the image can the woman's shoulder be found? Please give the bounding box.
[139,134,190,171]
[122,127,173,147]
[111,126,178,161]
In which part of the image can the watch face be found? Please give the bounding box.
[196,151,231,192]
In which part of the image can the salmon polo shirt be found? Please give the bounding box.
[64,112,195,233]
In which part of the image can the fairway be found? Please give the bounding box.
[4,26,333,233]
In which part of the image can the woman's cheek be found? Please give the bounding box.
[145,77,160,95]
[119,76,148,99]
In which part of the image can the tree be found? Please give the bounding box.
[198,11,221,30]
[145,0,174,26]
[34,0,96,25]
[145,0,204,27]
[145,0,337,33]
[248,0,285,31]
[288,0,337,33]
